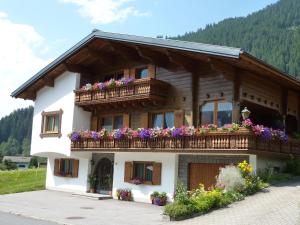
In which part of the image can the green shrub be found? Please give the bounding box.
[285,160,300,175]
[164,202,196,219]
[174,182,192,205]
[223,191,245,203]
[193,189,225,212]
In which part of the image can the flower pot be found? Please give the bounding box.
[153,197,166,206]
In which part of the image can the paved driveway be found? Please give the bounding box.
[0,180,299,225]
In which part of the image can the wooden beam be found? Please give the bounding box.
[135,46,180,71]
[192,73,199,126]
[109,42,143,63]
[41,77,54,87]
[24,91,36,100]
[63,63,92,74]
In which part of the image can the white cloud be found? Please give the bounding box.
[0,12,50,118]
[61,0,150,24]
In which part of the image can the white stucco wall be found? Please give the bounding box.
[113,152,178,203]
[46,152,92,192]
[30,71,91,157]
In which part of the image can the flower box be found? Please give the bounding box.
[117,189,132,201]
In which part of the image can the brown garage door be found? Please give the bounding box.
[189,163,226,190]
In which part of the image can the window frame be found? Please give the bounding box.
[132,161,154,185]
[151,111,174,128]
[54,158,79,178]
[40,109,63,138]
[199,100,232,126]
[99,114,124,130]
[135,66,149,79]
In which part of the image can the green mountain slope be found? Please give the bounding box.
[0,107,33,158]
[172,0,300,78]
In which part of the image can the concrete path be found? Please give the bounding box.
[0,211,58,225]
[0,180,299,225]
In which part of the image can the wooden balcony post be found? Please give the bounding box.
[232,72,241,123]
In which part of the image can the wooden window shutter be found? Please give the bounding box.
[152,162,162,185]
[148,65,156,78]
[54,159,60,176]
[72,159,79,178]
[174,110,184,127]
[91,116,98,131]
[123,113,130,128]
[124,69,130,78]
[140,112,149,128]
[130,68,136,78]
[124,161,133,183]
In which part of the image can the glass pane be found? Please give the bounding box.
[116,73,123,80]
[102,117,113,131]
[145,163,153,181]
[45,116,54,132]
[60,159,65,175]
[136,68,149,79]
[201,102,214,125]
[53,115,59,132]
[165,112,174,128]
[134,163,144,179]
[69,160,73,176]
[217,102,233,127]
[153,113,163,128]
[114,116,123,129]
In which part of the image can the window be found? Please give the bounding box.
[124,161,161,185]
[152,112,174,128]
[40,110,63,138]
[200,101,232,127]
[102,71,124,82]
[54,158,79,178]
[135,67,149,79]
[101,115,123,131]
[133,162,153,182]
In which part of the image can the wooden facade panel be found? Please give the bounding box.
[198,72,233,105]
[241,74,282,111]
[156,67,193,125]
[287,91,298,117]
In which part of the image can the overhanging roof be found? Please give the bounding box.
[11,30,300,98]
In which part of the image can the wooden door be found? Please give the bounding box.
[189,163,226,190]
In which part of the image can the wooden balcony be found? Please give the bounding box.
[74,78,170,109]
[70,131,300,157]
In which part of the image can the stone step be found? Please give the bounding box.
[71,192,113,200]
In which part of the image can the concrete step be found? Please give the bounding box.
[71,192,113,200]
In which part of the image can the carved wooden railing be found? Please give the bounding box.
[74,78,170,105]
[70,131,300,156]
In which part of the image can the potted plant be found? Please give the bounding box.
[151,191,167,206]
[88,174,98,193]
[131,177,143,185]
[116,189,132,201]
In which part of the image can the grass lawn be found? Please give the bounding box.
[0,168,46,195]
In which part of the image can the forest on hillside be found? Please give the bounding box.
[172,0,300,78]
[0,107,33,159]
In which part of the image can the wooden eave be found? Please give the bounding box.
[11,31,300,100]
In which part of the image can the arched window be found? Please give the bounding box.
[200,101,232,127]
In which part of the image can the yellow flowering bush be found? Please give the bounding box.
[238,160,253,177]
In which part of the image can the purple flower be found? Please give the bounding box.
[91,131,98,140]
[71,132,80,142]
[261,128,272,141]
[139,128,150,139]
[113,129,124,140]
[97,82,106,90]
[171,128,182,137]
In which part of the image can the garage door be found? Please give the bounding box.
[189,163,226,190]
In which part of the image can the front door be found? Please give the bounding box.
[189,163,226,190]
[95,158,113,194]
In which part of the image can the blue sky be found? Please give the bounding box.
[0,0,278,118]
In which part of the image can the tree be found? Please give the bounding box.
[29,156,38,168]
[2,159,17,170]
[22,138,31,157]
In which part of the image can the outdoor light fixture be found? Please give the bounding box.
[241,107,251,120]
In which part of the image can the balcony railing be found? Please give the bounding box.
[70,131,300,156]
[74,78,170,106]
